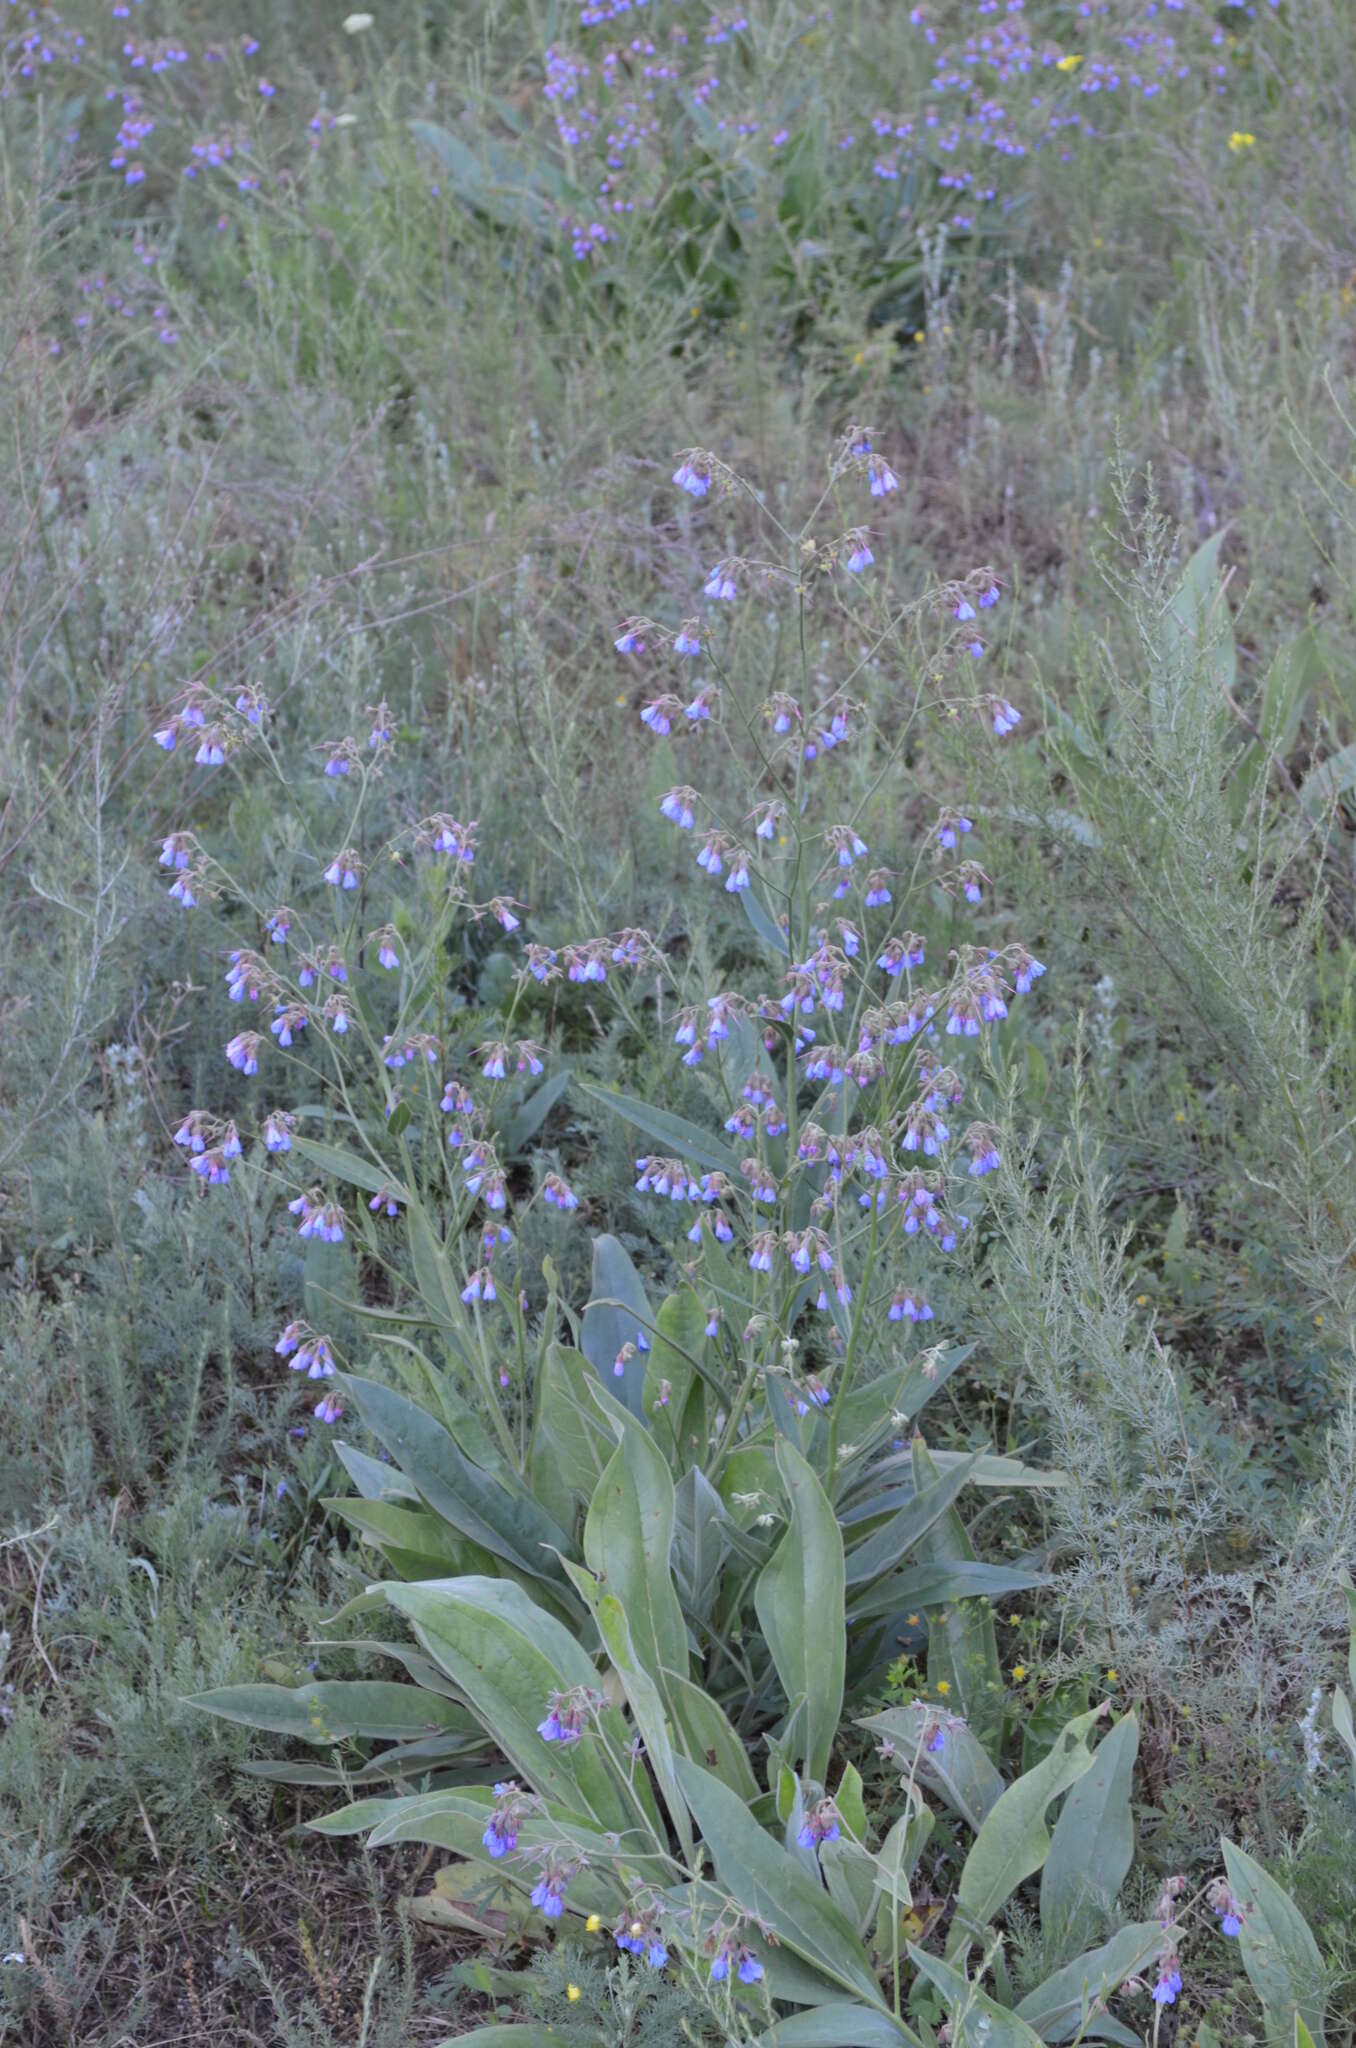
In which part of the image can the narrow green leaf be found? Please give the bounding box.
[741,881,791,959]
[754,1439,846,1783]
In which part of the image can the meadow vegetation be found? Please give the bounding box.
[3,1,1356,2042]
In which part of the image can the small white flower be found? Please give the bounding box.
[342,11,374,31]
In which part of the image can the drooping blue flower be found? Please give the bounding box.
[846,542,874,574]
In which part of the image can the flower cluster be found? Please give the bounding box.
[529,0,1263,265]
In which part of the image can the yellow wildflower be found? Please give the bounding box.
[1056,54,1082,72]
[585,1914,603,1934]
[936,1680,951,1696]
[567,1985,582,2003]
[1228,131,1256,152]
[1012,1664,1028,1682]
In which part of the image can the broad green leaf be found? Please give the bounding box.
[645,1286,710,1459]
[332,1441,420,1501]
[672,1466,731,1620]
[820,1836,879,1935]
[845,1456,981,1587]
[528,1342,615,1534]
[580,1232,655,1417]
[859,1705,1005,1833]
[407,120,569,235]
[912,1439,1005,1755]
[594,1593,694,1861]
[851,1561,1049,1621]
[499,1069,570,1157]
[326,1496,487,1577]
[834,1346,974,1457]
[309,1795,405,1836]
[754,1439,845,1783]
[583,1401,690,1690]
[1332,1687,1356,1773]
[1230,626,1321,821]
[836,1761,867,1842]
[1222,1838,1327,2047]
[673,1757,885,2008]
[186,1680,469,1743]
[952,1707,1107,1954]
[753,2005,918,2047]
[291,1136,404,1200]
[741,881,791,959]
[340,1374,570,1593]
[907,1947,1046,2048]
[667,1671,760,1799]
[1153,529,1233,763]
[1040,1713,1138,1954]
[1299,741,1356,823]
[1014,1921,1161,2044]
[575,1081,742,1177]
[385,1578,639,1834]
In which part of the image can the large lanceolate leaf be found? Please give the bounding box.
[583,1407,690,1695]
[384,1579,640,1835]
[186,1680,471,1744]
[858,1704,1005,1833]
[1039,1713,1138,1954]
[644,1286,710,1462]
[1152,527,1234,763]
[844,1454,980,1586]
[673,1758,885,2008]
[580,1233,655,1418]
[339,1374,571,1593]
[1222,1839,1328,2047]
[672,1466,731,1620]
[910,1438,1005,1755]
[593,1593,693,1862]
[754,1439,845,1785]
[753,2007,919,2047]
[527,1342,615,1533]
[1014,1921,1162,2045]
[951,1707,1107,1954]
[907,1949,1046,2048]
[291,1135,407,1200]
[575,1082,742,1178]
